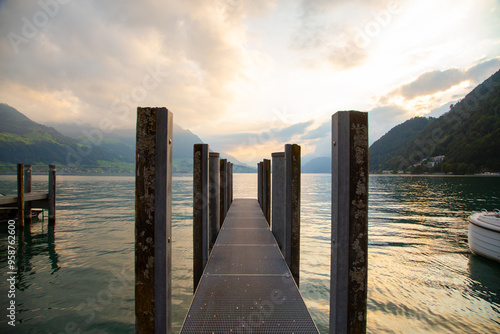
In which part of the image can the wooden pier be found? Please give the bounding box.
[135,107,368,334]
[0,164,56,227]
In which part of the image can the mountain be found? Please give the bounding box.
[369,117,433,172]
[0,104,255,173]
[0,103,124,167]
[302,157,330,173]
[369,69,500,174]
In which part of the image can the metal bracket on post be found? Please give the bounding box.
[330,110,368,334]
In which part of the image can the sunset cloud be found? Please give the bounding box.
[0,0,499,164]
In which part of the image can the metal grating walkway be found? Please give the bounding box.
[180,198,319,333]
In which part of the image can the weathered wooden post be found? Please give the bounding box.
[17,163,24,228]
[258,162,263,209]
[48,164,56,225]
[135,107,173,334]
[209,152,220,253]
[229,162,233,204]
[193,144,209,291]
[271,152,285,251]
[24,164,32,225]
[225,161,231,212]
[285,144,300,286]
[262,159,271,223]
[330,111,368,334]
[220,159,227,225]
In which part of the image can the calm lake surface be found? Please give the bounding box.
[0,174,499,333]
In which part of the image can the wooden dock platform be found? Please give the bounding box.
[180,198,319,333]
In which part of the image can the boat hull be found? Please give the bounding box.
[468,213,500,263]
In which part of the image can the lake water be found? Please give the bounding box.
[0,174,499,333]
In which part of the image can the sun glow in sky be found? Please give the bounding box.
[0,0,499,165]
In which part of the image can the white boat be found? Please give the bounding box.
[468,209,500,263]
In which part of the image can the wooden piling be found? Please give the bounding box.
[209,152,220,253]
[258,162,263,209]
[135,107,173,334]
[17,164,24,228]
[225,161,231,212]
[262,159,271,224]
[24,164,32,225]
[229,162,233,204]
[271,152,285,251]
[194,144,209,291]
[48,164,56,225]
[330,111,368,334]
[285,144,300,286]
[220,159,227,225]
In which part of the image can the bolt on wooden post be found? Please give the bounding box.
[330,111,368,334]
[135,107,173,334]
[285,144,301,286]
[193,144,209,291]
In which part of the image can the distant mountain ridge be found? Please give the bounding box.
[0,104,255,173]
[369,69,500,174]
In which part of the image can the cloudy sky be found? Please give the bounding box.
[1,0,499,165]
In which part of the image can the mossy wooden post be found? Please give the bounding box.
[330,111,368,334]
[271,152,285,251]
[17,164,24,228]
[194,143,209,291]
[135,107,173,334]
[285,144,300,286]
[258,162,263,209]
[262,159,271,224]
[24,164,32,225]
[229,162,233,204]
[220,159,227,226]
[209,152,220,253]
[48,164,56,225]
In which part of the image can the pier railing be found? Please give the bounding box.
[135,107,368,333]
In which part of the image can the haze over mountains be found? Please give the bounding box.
[0,103,254,173]
[1,69,499,175]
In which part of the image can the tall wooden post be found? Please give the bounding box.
[271,152,285,251]
[48,164,56,225]
[24,164,32,225]
[135,107,173,334]
[229,162,233,204]
[285,144,300,286]
[209,152,220,253]
[220,159,227,225]
[17,164,24,228]
[262,159,271,224]
[330,111,368,334]
[258,162,263,209]
[225,161,231,212]
[193,144,209,291]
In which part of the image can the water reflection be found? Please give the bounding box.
[17,224,60,290]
